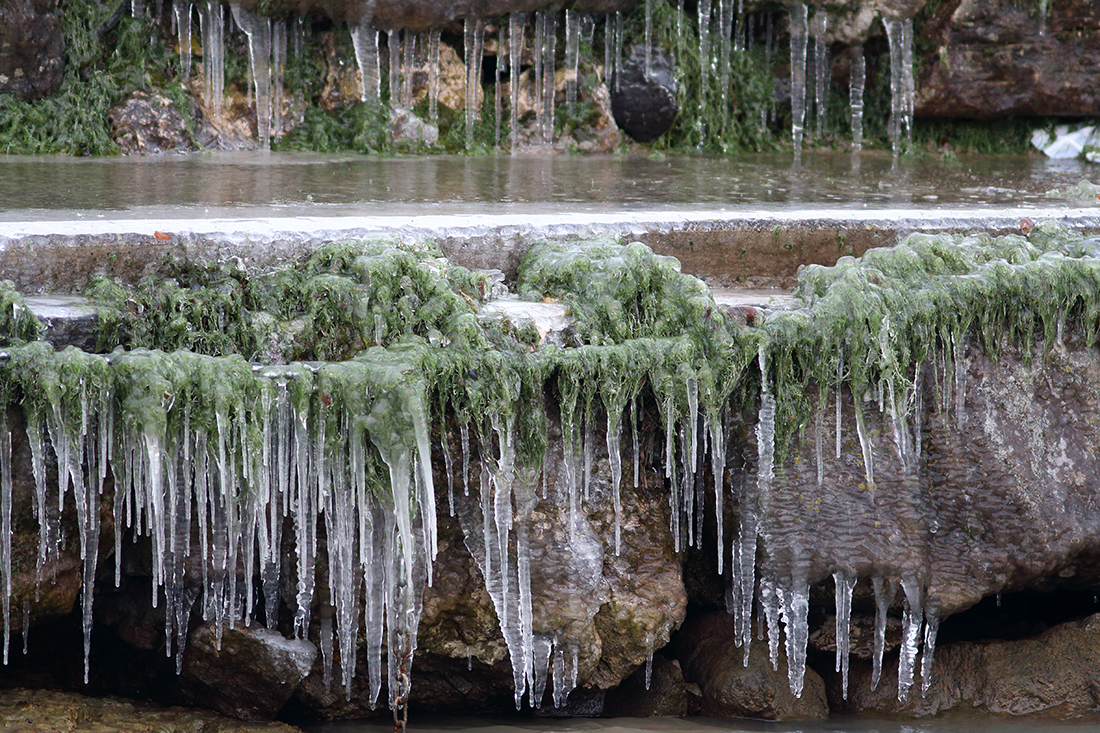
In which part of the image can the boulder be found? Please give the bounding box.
[611,46,678,143]
[0,0,63,101]
[602,654,700,717]
[108,91,195,155]
[837,613,1100,718]
[180,622,317,721]
[672,611,829,721]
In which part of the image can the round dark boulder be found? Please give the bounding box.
[611,46,678,143]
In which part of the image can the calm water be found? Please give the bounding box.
[0,151,1094,221]
[303,716,1100,733]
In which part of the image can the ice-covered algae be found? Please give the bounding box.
[4,225,1100,713]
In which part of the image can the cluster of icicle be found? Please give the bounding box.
[10,227,1075,714]
[0,343,435,715]
[165,0,914,153]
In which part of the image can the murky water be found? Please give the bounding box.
[0,151,1093,221]
[304,715,1100,733]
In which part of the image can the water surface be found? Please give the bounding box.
[0,151,1093,222]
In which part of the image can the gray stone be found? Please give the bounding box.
[181,622,317,721]
[838,613,1100,718]
[672,611,830,721]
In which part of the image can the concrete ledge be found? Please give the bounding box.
[2,207,1099,293]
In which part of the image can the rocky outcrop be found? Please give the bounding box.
[0,0,64,101]
[180,623,318,721]
[837,613,1100,718]
[108,91,196,155]
[672,611,829,721]
[916,0,1100,118]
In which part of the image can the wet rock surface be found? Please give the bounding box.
[0,687,302,733]
[917,0,1100,118]
[672,611,829,721]
[837,613,1100,718]
[0,0,63,101]
[179,622,317,721]
[108,91,196,155]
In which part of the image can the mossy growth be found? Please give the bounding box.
[0,0,190,155]
[7,226,1100,512]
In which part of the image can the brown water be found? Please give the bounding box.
[0,151,1094,220]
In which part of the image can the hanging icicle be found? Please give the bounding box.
[464,19,487,151]
[788,4,809,157]
[849,43,865,151]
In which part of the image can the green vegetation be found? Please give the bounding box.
[0,0,190,155]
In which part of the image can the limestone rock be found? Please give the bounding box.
[0,0,63,101]
[837,613,1100,718]
[108,91,195,155]
[916,0,1100,118]
[180,622,317,721]
[672,611,829,721]
[611,46,677,143]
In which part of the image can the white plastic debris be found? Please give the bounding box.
[1031,125,1099,159]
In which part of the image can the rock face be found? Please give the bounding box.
[0,0,64,101]
[108,91,196,154]
[916,0,1100,118]
[180,623,317,721]
[611,46,678,143]
[672,612,829,721]
[837,613,1100,718]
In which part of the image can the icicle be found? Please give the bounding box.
[644,0,653,78]
[853,401,875,491]
[606,408,623,556]
[708,412,726,574]
[272,19,286,139]
[428,29,441,123]
[810,10,828,139]
[921,613,939,695]
[350,22,382,105]
[788,4,809,155]
[320,605,334,690]
[231,3,273,150]
[644,632,655,690]
[719,0,735,132]
[897,577,924,702]
[871,575,894,691]
[614,12,624,93]
[400,31,416,109]
[778,572,809,697]
[464,19,486,151]
[565,10,581,108]
[494,26,503,148]
[1039,0,1050,36]
[833,570,857,700]
[199,0,225,113]
[509,14,526,153]
[538,10,557,146]
[603,14,614,93]
[388,30,401,106]
[174,0,193,81]
[132,0,144,18]
[849,43,865,150]
[1,413,10,666]
[883,16,914,155]
[697,0,713,140]
[759,573,780,668]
